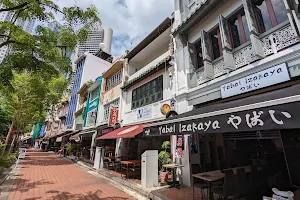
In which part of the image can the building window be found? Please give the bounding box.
[90,86,99,101]
[86,109,97,127]
[252,0,288,33]
[103,98,119,121]
[132,75,163,110]
[229,10,250,48]
[106,69,122,91]
[194,40,204,69]
[210,28,222,60]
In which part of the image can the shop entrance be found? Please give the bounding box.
[190,130,296,198]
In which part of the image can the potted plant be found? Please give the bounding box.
[158,141,172,183]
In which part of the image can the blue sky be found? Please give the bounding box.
[54,0,174,57]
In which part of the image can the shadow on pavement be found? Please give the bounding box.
[49,190,132,200]
[11,178,54,193]
[21,156,72,166]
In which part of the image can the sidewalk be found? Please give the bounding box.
[0,150,136,200]
[65,155,203,200]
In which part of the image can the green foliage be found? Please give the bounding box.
[0,141,17,169]
[0,72,67,134]
[0,0,100,86]
[65,143,73,154]
[158,141,172,171]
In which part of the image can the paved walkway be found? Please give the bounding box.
[5,151,135,200]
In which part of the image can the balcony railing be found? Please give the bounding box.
[196,22,299,86]
[196,58,226,85]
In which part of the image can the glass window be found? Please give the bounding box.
[229,10,250,48]
[106,69,122,91]
[90,86,99,101]
[252,0,288,33]
[270,0,288,25]
[253,0,272,33]
[103,98,119,121]
[131,76,163,109]
[210,29,222,60]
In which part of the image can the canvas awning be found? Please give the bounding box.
[144,84,300,136]
[96,124,145,140]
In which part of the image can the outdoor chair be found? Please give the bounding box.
[236,168,248,198]
[191,164,209,200]
[211,169,236,200]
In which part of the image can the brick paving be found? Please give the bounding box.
[7,151,135,200]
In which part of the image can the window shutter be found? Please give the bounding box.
[201,30,212,61]
[242,0,265,58]
[200,30,214,79]
[242,0,259,35]
[219,15,232,50]
[188,42,197,69]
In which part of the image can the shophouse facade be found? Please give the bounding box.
[66,52,112,130]
[94,17,175,180]
[145,0,300,188]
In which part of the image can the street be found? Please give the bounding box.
[5,151,135,200]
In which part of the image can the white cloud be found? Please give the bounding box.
[56,0,174,56]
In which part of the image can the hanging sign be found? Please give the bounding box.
[221,63,290,98]
[175,135,184,158]
[108,105,119,127]
[161,104,171,115]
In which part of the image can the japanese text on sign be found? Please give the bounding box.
[221,63,290,98]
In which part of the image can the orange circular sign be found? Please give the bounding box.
[161,104,171,115]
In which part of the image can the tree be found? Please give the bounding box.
[0,0,100,86]
[1,72,67,153]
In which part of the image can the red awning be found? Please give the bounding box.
[96,124,145,140]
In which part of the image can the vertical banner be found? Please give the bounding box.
[108,105,119,127]
[190,134,199,154]
[175,135,184,158]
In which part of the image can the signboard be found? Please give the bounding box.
[144,101,300,137]
[137,106,152,120]
[108,105,119,127]
[175,135,184,158]
[161,104,171,115]
[102,128,114,134]
[221,63,290,98]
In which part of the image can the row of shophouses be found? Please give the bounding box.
[25,0,300,189]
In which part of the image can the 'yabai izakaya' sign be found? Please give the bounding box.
[144,101,300,137]
[221,63,290,98]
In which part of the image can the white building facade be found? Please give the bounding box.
[147,0,300,186]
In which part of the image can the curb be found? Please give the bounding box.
[0,160,22,200]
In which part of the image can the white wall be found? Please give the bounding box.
[188,0,242,43]
[80,54,111,88]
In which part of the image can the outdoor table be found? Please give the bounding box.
[192,166,261,200]
[121,160,141,179]
[193,170,224,200]
[104,156,115,162]
[162,163,184,189]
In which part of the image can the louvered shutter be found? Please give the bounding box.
[219,15,236,70]
[188,42,197,69]
[201,30,212,61]
[219,15,232,50]
[242,0,265,58]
